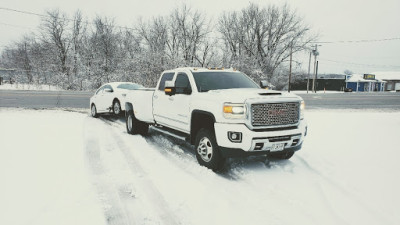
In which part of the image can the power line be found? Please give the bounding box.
[0,7,46,17]
[2,6,400,45]
[0,6,137,32]
[0,22,35,30]
[311,37,400,44]
[319,58,400,68]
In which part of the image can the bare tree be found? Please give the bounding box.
[170,4,212,65]
[344,69,353,76]
[40,9,71,87]
[71,10,87,89]
[92,16,120,83]
[219,3,314,83]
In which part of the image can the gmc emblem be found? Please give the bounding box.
[268,109,286,116]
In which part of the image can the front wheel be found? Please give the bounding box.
[195,128,225,171]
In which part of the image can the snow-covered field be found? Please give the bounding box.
[0,108,399,225]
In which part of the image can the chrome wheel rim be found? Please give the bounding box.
[127,115,133,131]
[91,105,96,116]
[114,102,120,114]
[197,137,213,162]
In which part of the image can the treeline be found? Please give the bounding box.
[0,3,314,90]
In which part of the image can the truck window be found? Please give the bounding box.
[158,72,175,91]
[175,73,192,94]
[104,85,114,92]
[193,71,259,92]
[117,83,143,90]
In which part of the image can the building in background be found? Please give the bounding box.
[291,74,346,92]
[373,72,400,92]
[0,68,16,84]
[345,74,385,92]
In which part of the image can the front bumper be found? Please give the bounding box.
[214,119,307,155]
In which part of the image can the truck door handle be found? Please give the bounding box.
[169,97,174,101]
[154,95,158,99]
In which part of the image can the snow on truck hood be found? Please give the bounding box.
[203,88,302,103]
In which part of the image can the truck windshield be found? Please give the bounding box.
[192,71,259,92]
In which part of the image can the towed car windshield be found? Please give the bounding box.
[117,83,143,90]
[193,71,259,92]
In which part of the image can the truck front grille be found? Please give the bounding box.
[251,102,299,127]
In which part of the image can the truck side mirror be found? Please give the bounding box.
[164,81,176,96]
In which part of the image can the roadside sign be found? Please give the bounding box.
[363,74,375,80]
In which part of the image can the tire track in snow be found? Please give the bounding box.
[100,115,239,180]
[84,118,132,225]
[108,128,182,225]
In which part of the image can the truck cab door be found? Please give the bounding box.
[153,72,175,126]
[168,73,192,132]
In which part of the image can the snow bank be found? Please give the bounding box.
[291,90,344,94]
[0,83,61,91]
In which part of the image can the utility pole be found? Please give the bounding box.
[288,42,293,93]
[311,44,320,93]
[315,61,319,93]
[307,50,311,93]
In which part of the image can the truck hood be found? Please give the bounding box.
[202,88,302,103]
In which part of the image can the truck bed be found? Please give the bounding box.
[125,88,155,123]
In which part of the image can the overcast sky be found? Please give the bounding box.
[0,0,399,74]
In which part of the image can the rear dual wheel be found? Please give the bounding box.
[126,110,148,135]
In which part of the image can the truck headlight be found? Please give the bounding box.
[300,100,305,119]
[223,103,246,119]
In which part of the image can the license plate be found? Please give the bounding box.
[271,143,285,151]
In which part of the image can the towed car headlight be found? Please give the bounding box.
[223,103,246,119]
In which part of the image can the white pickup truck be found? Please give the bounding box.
[124,67,307,171]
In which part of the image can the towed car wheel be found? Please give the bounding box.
[91,104,98,118]
[113,100,121,115]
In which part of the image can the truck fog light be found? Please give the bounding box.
[228,132,242,143]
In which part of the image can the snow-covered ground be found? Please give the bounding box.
[0,108,399,225]
[0,83,61,91]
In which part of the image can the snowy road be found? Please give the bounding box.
[1,108,399,225]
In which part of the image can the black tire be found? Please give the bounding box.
[112,99,122,116]
[126,110,149,135]
[91,104,98,118]
[268,151,294,160]
[195,128,225,171]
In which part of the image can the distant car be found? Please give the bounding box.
[90,82,144,117]
[344,88,353,92]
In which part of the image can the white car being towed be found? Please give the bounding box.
[90,82,143,117]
